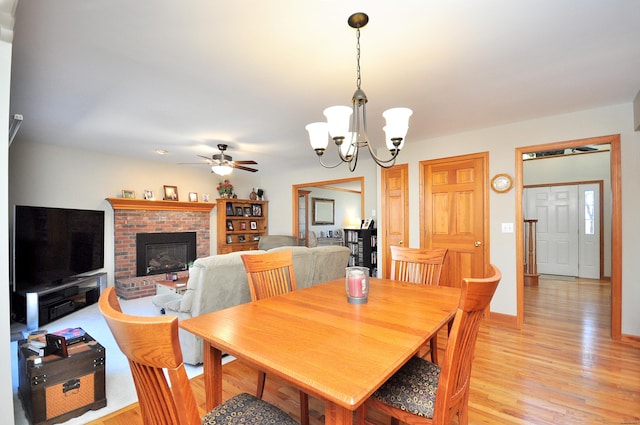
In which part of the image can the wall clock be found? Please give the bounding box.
[491,173,513,193]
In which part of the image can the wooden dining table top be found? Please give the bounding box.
[179,277,461,422]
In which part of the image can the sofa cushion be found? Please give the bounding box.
[257,235,298,250]
[310,246,351,285]
[268,246,315,289]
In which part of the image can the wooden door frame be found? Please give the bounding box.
[515,134,621,339]
[292,177,365,238]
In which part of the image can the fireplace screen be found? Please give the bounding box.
[136,232,196,276]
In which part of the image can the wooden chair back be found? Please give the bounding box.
[433,264,501,424]
[241,249,297,300]
[98,287,201,425]
[390,246,448,286]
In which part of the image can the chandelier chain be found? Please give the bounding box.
[356,27,361,90]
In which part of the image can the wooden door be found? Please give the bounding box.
[420,153,488,288]
[381,164,409,278]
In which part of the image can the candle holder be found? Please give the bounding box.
[345,266,370,304]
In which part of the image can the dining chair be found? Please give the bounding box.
[98,287,297,425]
[390,246,448,363]
[358,264,502,425]
[241,249,310,425]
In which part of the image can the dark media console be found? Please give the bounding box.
[13,272,107,331]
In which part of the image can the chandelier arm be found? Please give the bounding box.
[316,153,350,169]
[363,140,402,167]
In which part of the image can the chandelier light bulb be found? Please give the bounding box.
[323,105,352,140]
[306,122,330,152]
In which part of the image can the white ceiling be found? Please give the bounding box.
[9,1,640,176]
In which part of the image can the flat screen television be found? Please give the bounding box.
[12,205,105,292]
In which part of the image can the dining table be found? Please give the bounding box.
[179,276,461,425]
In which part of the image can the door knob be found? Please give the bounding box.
[398,240,403,245]
[474,241,482,247]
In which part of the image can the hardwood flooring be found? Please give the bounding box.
[88,277,640,425]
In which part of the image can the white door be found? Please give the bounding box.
[524,184,600,277]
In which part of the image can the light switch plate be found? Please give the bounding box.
[502,223,514,233]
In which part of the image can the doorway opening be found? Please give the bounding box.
[292,177,364,247]
[516,134,621,339]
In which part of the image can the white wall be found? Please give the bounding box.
[307,187,362,235]
[396,102,640,337]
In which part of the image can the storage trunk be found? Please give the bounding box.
[18,333,106,425]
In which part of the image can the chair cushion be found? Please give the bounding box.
[202,392,298,424]
[372,356,441,419]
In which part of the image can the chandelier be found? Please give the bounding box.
[306,13,412,172]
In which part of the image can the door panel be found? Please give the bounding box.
[525,185,579,276]
[421,154,487,288]
[381,164,408,278]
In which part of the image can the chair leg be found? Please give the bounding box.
[430,334,438,364]
[256,371,266,399]
[299,391,309,425]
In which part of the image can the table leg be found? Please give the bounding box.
[324,401,353,425]
[203,340,223,411]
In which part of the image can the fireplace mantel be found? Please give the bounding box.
[106,197,216,212]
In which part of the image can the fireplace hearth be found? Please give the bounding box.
[136,232,196,277]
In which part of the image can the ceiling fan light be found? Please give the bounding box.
[306,122,330,151]
[212,164,233,176]
[383,107,413,140]
[323,105,352,139]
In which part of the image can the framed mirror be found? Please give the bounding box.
[312,197,335,225]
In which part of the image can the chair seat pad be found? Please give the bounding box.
[202,392,298,424]
[372,356,441,419]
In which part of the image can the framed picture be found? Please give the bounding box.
[250,221,257,230]
[235,207,243,216]
[122,189,135,199]
[226,235,233,244]
[312,197,334,225]
[361,218,374,229]
[253,235,261,241]
[226,220,234,231]
[240,222,247,230]
[239,235,246,243]
[163,185,178,201]
[252,203,262,217]
[143,189,154,200]
[189,192,198,202]
[243,207,251,217]
[226,203,234,216]
[202,194,210,202]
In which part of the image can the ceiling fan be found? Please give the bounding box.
[193,144,258,175]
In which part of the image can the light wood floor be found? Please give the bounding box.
[89,277,640,425]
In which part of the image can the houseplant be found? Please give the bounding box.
[217,179,233,198]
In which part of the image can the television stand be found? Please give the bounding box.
[14,272,108,332]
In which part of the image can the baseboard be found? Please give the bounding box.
[488,311,518,328]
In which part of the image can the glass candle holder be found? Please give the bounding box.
[345,266,369,304]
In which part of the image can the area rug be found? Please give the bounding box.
[10,295,222,425]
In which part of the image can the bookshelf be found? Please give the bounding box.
[217,198,268,254]
[343,228,377,276]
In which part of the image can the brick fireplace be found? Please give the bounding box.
[107,198,215,299]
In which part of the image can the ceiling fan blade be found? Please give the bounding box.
[178,162,212,165]
[197,155,214,162]
[233,164,259,172]
[233,160,258,165]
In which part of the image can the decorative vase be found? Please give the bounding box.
[221,193,230,199]
[249,188,257,200]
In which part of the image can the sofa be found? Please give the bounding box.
[152,245,351,365]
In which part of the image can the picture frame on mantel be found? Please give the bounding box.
[122,189,135,199]
[163,185,178,201]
